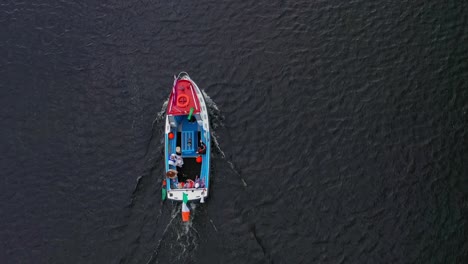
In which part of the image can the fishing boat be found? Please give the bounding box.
[162,72,210,220]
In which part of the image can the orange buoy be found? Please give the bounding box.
[162,179,167,187]
[176,94,190,108]
[196,156,202,163]
[168,132,174,139]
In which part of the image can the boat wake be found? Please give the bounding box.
[211,131,247,187]
[145,99,169,156]
[201,90,223,129]
[153,99,169,127]
[145,204,200,264]
[201,90,247,187]
[122,88,247,263]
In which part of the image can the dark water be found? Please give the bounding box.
[1,0,467,263]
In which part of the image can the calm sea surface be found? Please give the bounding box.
[1,1,467,263]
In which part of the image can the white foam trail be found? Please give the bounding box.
[153,99,168,125]
[202,90,224,129]
[202,91,247,187]
[209,219,218,232]
[147,204,200,263]
[145,205,179,264]
[144,98,168,155]
[211,131,247,186]
[201,90,226,158]
[201,90,220,112]
[174,203,199,261]
[211,131,226,159]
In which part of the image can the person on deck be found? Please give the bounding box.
[168,154,177,167]
[197,140,206,154]
[175,146,184,167]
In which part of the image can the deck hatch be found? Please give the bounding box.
[181,131,195,153]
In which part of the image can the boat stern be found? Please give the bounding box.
[167,188,208,202]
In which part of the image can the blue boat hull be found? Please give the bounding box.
[164,73,210,202]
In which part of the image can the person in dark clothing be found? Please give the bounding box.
[197,140,206,154]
